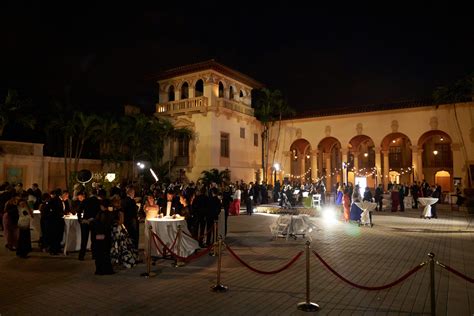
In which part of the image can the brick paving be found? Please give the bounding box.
[1,205,473,315]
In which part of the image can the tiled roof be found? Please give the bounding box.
[153,59,264,89]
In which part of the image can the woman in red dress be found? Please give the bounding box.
[343,189,351,222]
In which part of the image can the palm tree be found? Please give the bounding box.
[199,168,231,187]
[433,72,473,188]
[0,89,35,136]
[72,112,100,173]
[93,116,119,159]
[254,88,292,183]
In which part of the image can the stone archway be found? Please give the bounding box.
[418,130,453,190]
[348,135,376,188]
[318,137,342,192]
[381,133,413,188]
[289,139,312,183]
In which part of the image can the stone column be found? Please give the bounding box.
[188,85,195,99]
[382,150,389,190]
[451,143,463,186]
[341,148,348,185]
[353,151,359,175]
[411,145,422,182]
[298,154,305,180]
[375,146,382,187]
[282,151,292,180]
[310,149,318,182]
[325,152,332,192]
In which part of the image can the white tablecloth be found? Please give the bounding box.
[270,215,316,239]
[145,217,199,258]
[418,198,438,218]
[354,202,377,226]
[63,215,90,255]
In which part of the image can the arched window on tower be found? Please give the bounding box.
[195,79,204,97]
[181,82,189,99]
[218,82,224,98]
[168,86,175,102]
[240,90,244,98]
[229,86,234,100]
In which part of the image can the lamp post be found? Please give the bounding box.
[273,163,280,185]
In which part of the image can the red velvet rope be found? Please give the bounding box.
[312,250,427,291]
[437,262,474,283]
[182,226,212,241]
[225,244,303,275]
[150,231,164,256]
[151,231,213,262]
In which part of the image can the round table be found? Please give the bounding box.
[354,201,377,226]
[63,215,90,255]
[145,217,199,258]
[418,197,438,218]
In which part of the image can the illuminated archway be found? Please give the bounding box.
[418,130,453,190]
[435,170,451,192]
[290,139,312,183]
[348,135,376,188]
[318,137,342,192]
[381,133,412,186]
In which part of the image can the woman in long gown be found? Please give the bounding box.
[144,194,159,219]
[343,189,351,222]
[110,197,138,269]
[335,183,344,205]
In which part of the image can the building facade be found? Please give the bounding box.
[155,61,474,192]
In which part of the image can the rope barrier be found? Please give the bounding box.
[225,244,303,275]
[312,250,427,291]
[436,261,474,283]
[182,226,212,242]
[151,231,213,262]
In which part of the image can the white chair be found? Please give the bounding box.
[312,194,321,207]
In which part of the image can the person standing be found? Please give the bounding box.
[206,188,222,245]
[47,189,66,255]
[222,186,232,236]
[94,204,115,275]
[77,191,100,260]
[16,199,33,258]
[411,182,420,209]
[192,187,208,247]
[363,187,373,202]
[430,185,441,219]
[246,183,254,215]
[399,184,405,212]
[121,185,139,251]
[374,184,383,211]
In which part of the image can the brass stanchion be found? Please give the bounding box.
[297,241,319,312]
[211,235,228,292]
[428,252,436,316]
[209,220,218,257]
[140,225,156,278]
[173,225,185,267]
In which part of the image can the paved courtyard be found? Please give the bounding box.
[1,205,473,315]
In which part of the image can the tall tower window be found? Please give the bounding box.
[168,86,175,102]
[181,82,189,99]
[195,79,203,97]
[229,86,234,100]
[218,82,224,98]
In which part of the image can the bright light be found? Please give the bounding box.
[136,162,141,166]
[440,137,444,141]
[137,162,145,169]
[321,206,339,226]
[306,155,310,159]
[364,153,368,157]
[433,150,438,155]
[105,173,116,182]
[149,168,159,182]
[274,163,280,171]
[392,140,396,143]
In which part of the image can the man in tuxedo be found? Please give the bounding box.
[206,187,222,245]
[77,191,100,260]
[121,185,139,250]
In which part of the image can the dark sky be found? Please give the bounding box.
[1,3,473,114]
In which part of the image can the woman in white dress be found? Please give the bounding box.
[144,194,159,219]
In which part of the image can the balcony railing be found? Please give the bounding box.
[217,98,254,116]
[156,96,208,115]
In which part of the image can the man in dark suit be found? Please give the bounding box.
[77,191,100,260]
[121,185,139,250]
[206,187,222,245]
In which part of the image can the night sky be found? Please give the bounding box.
[2,3,473,114]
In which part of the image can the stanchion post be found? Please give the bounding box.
[173,225,185,267]
[428,252,436,316]
[297,241,319,312]
[211,235,228,292]
[209,220,218,257]
[140,225,156,278]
